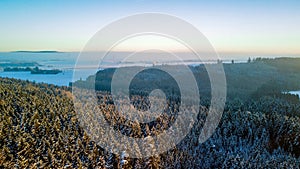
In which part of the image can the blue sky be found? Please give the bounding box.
[0,0,299,55]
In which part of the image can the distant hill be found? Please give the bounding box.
[11,50,63,53]
[72,57,300,103]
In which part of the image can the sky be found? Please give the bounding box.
[0,0,300,56]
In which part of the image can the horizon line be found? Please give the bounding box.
[2,50,300,56]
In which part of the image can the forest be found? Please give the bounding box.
[1,57,300,168]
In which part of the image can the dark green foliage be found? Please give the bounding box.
[73,58,300,103]
[1,77,300,168]
[0,78,106,168]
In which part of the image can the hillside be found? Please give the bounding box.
[0,77,300,168]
